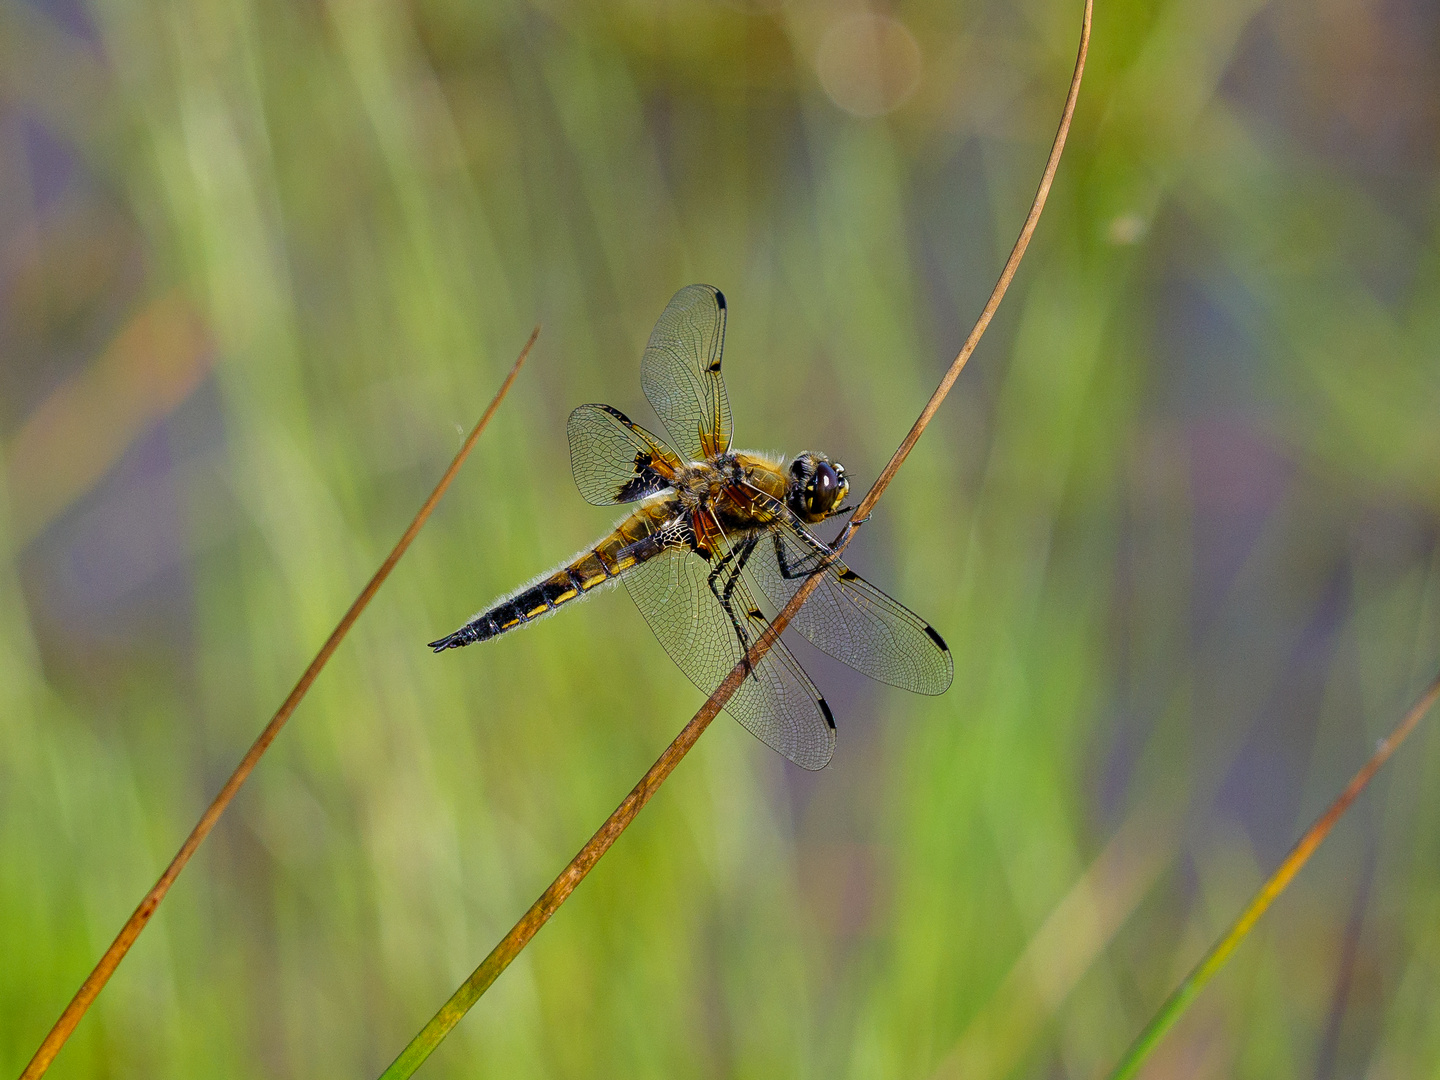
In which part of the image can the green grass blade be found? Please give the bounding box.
[1106,671,1440,1080]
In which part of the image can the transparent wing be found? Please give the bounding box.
[623,536,836,771]
[748,520,954,696]
[640,284,732,461]
[568,404,682,506]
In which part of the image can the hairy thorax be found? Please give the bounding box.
[669,451,788,531]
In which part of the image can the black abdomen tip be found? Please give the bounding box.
[429,624,481,651]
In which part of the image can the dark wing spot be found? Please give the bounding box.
[923,624,949,652]
[818,697,835,729]
[615,450,669,502]
[708,291,727,369]
[838,569,859,581]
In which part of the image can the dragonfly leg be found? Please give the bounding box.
[705,541,740,590]
[709,534,763,680]
[772,531,827,582]
[720,534,760,609]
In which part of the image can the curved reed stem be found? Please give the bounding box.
[1105,669,1440,1080]
[378,5,1093,1076]
[19,329,538,1080]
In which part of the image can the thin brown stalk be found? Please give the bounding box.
[379,5,1092,1076]
[1105,668,1440,1080]
[837,2,1090,542]
[20,329,538,1080]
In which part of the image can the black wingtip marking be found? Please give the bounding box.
[838,569,859,581]
[818,697,835,729]
[923,624,949,653]
[713,288,726,310]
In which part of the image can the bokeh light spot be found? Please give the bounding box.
[1107,212,1148,245]
[815,13,923,118]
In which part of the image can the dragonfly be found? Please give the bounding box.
[430,284,952,769]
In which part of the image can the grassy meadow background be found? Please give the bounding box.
[4,0,1440,1076]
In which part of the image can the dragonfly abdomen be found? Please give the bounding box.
[428,505,684,651]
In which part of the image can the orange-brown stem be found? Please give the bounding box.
[20,329,538,1080]
[1106,669,1440,1080]
[378,4,1092,1075]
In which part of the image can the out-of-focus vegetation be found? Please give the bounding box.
[2,0,1438,1077]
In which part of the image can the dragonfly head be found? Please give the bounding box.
[788,452,849,523]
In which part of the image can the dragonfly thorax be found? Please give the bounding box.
[672,454,743,511]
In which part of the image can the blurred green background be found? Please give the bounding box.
[4,0,1440,1076]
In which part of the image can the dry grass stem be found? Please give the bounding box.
[19,329,538,1080]
[1105,668,1440,1080]
[377,5,1092,1076]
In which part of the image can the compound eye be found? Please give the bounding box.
[812,461,838,510]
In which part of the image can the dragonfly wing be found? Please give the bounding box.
[624,539,835,770]
[748,521,954,696]
[568,404,682,506]
[639,284,733,461]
